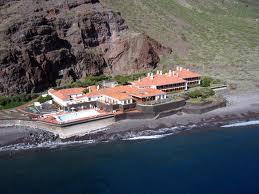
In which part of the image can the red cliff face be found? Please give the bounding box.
[0,0,172,95]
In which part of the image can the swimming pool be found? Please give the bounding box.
[57,109,100,122]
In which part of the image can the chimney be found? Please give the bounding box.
[180,67,183,71]
[176,66,179,71]
[176,73,179,77]
[173,71,175,76]
[138,77,141,82]
[187,68,190,71]
[88,87,91,93]
[160,70,162,75]
[150,73,154,80]
[169,70,172,76]
[156,70,160,75]
[147,72,151,77]
[97,85,100,91]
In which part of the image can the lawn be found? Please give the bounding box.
[0,101,26,110]
[0,94,38,110]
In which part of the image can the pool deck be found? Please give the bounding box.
[42,115,116,138]
[33,109,114,125]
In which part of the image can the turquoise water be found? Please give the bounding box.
[0,125,259,194]
[58,109,100,122]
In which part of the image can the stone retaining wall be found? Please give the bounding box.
[136,100,186,113]
[115,112,156,121]
[115,107,184,121]
[155,108,182,119]
[119,103,136,112]
[183,100,226,114]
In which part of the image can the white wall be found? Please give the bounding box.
[52,95,69,107]
[102,95,132,105]
[48,91,69,107]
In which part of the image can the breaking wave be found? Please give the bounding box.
[124,133,174,141]
[221,120,259,128]
[123,125,195,141]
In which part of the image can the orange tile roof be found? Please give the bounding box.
[84,86,131,101]
[129,87,165,98]
[175,68,201,79]
[131,74,186,88]
[49,88,85,101]
[81,85,165,101]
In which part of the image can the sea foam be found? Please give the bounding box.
[124,133,174,141]
[221,120,259,128]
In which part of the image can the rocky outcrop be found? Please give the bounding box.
[0,0,172,95]
[104,33,172,74]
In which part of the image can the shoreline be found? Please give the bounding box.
[73,90,259,140]
[0,90,258,152]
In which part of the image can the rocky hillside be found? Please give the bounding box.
[104,0,259,91]
[0,0,172,95]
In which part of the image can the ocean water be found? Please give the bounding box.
[0,125,259,194]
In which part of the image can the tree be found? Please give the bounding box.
[201,77,212,87]
[83,88,90,94]
[188,88,215,99]
[38,95,53,103]
[115,75,131,85]
[188,90,203,98]
[200,88,215,98]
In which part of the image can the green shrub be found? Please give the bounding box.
[83,88,90,94]
[115,71,148,85]
[201,76,212,87]
[0,96,8,106]
[0,94,38,109]
[55,79,62,87]
[201,88,215,98]
[38,95,53,104]
[188,88,215,99]
[84,75,111,86]
[55,75,112,89]
[201,76,225,87]
[211,78,225,85]
[188,89,203,98]
[115,75,131,85]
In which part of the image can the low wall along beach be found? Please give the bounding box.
[136,100,186,113]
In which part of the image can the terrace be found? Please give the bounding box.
[34,108,113,125]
